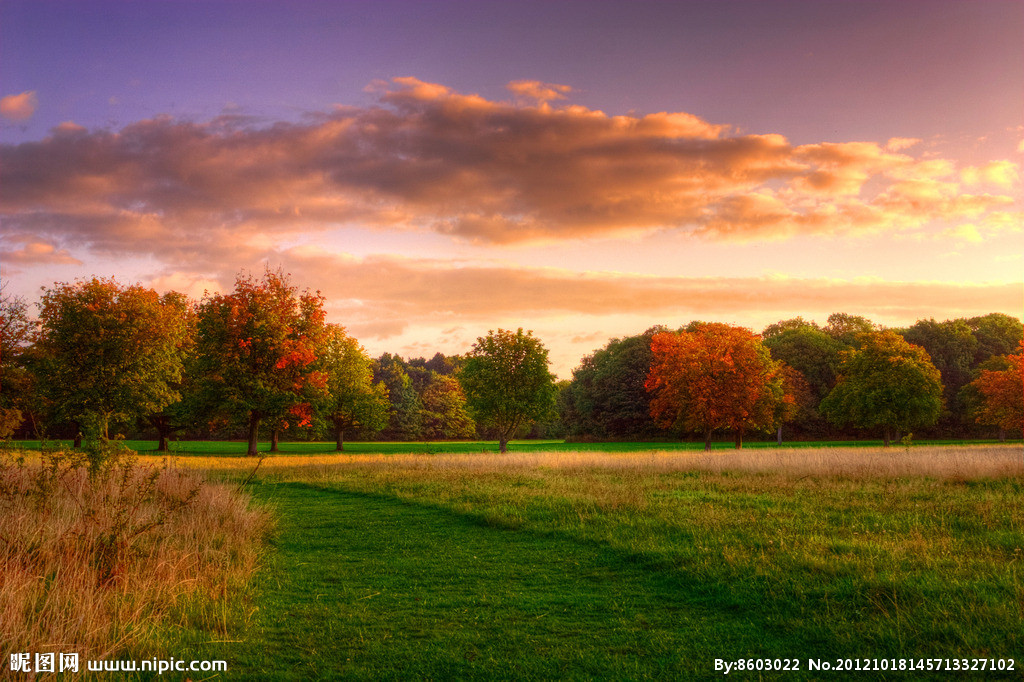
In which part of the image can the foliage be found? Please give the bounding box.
[419,373,476,440]
[969,344,1023,437]
[316,325,389,450]
[900,318,978,429]
[563,328,666,440]
[194,269,328,455]
[374,353,424,440]
[459,328,557,453]
[967,312,1023,365]
[820,330,943,445]
[34,277,190,441]
[645,322,789,449]
[823,312,876,346]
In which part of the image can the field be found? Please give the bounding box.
[5,443,1024,680]
[186,443,1022,680]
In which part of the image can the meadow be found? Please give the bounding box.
[4,442,1023,680]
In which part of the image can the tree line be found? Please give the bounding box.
[1,271,1021,452]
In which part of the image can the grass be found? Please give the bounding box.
[10,437,1019,457]
[0,448,271,680]
[6,443,1022,679]
[187,444,1024,680]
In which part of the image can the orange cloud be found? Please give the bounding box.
[0,234,82,267]
[0,91,37,121]
[1,78,1018,257]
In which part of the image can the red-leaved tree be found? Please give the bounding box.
[970,343,1023,440]
[195,269,328,456]
[645,322,789,450]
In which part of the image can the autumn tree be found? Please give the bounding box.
[419,372,476,440]
[645,323,788,450]
[969,344,1023,440]
[820,330,943,446]
[317,324,389,451]
[194,269,328,456]
[459,328,557,453]
[34,277,190,442]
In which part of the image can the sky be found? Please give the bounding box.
[1,0,1022,378]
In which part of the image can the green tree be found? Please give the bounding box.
[374,353,423,440]
[900,318,978,433]
[0,289,36,438]
[967,313,1023,365]
[459,328,557,453]
[564,328,666,439]
[820,330,943,446]
[824,312,876,346]
[317,325,389,451]
[194,269,328,456]
[35,277,190,442]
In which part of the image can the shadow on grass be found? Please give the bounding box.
[215,481,847,681]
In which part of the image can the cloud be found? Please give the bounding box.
[0,234,82,266]
[0,78,1018,259]
[253,250,1022,338]
[0,91,38,121]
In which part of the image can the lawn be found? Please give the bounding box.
[184,444,1024,680]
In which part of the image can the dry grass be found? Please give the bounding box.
[166,444,1024,482]
[0,450,271,678]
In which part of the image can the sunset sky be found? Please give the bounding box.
[1,0,1022,377]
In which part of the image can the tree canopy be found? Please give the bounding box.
[646,322,789,450]
[194,269,328,456]
[969,343,1023,438]
[459,328,557,453]
[820,330,943,446]
[316,325,389,450]
[34,277,190,441]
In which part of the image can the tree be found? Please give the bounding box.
[824,313,876,346]
[564,328,666,440]
[34,277,190,442]
[967,313,1023,365]
[317,325,388,451]
[0,289,35,438]
[820,330,943,446]
[374,353,423,440]
[419,372,476,440]
[645,322,788,450]
[458,328,557,453]
[969,344,1023,440]
[194,269,328,456]
[900,318,978,433]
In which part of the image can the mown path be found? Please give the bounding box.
[217,481,782,680]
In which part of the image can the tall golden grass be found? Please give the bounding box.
[0,450,271,679]
[170,444,1024,481]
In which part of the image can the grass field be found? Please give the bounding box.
[11,437,1019,457]
[6,443,1023,680]
[177,444,1023,680]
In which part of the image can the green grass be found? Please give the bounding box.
[10,437,1017,457]
[187,446,1024,680]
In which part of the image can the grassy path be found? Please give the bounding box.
[221,481,789,680]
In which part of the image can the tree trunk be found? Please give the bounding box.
[158,432,168,452]
[498,437,509,453]
[703,430,713,452]
[776,424,783,446]
[73,432,83,449]
[247,413,260,457]
[999,427,1006,443]
[883,428,891,448]
[734,429,743,449]
[270,429,280,453]
[335,426,345,452]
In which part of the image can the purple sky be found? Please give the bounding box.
[2,0,1022,376]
